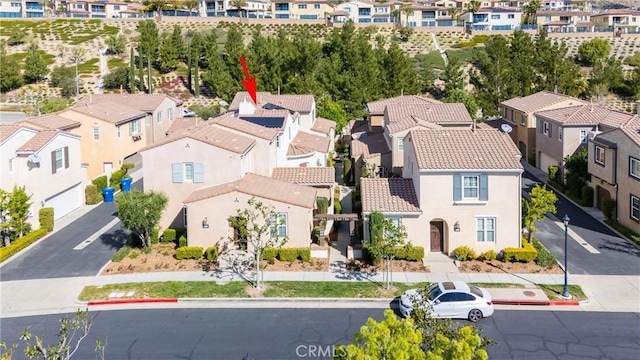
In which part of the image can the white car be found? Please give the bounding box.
[182,108,196,118]
[399,281,494,322]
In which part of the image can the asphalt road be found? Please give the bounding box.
[0,179,143,281]
[522,170,640,275]
[1,308,638,360]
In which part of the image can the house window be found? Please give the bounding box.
[491,14,500,19]
[508,14,515,19]
[93,127,100,140]
[114,5,120,10]
[168,108,174,121]
[183,206,187,227]
[157,111,162,123]
[476,217,496,242]
[631,195,640,221]
[129,120,141,135]
[398,137,404,151]
[54,148,63,170]
[298,4,307,9]
[117,126,121,138]
[542,121,549,135]
[314,4,320,9]
[631,157,640,180]
[579,130,588,143]
[595,146,605,166]
[184,162,194,181]
[276,135,280,148]
[558,127,562,141]
[463,175,479,199]
[8,158,14,173]
[520,114,526,125]
[269,213,288,238]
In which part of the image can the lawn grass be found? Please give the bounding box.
[107,58,126,69]
[77,58,99,75]
[469,283,525,289]
[8,51,55,66]
[539,284,587,301]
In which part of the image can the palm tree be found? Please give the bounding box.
[230,0,248,18]
[184,0,199,18]
[447,7,462,25]
[399,4,413,27]
[523,0,541,25]
[390,5,401,25]
[170,0,181,16]
[148,0,167,19]
[465,0,481,17]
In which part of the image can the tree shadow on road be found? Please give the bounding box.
[99,228,129,250]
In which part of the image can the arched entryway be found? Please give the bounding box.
[429,219,448,253]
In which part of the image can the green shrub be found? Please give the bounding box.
[85,184,101,205]
[278,248,299,262]
[602,198,616,220]
[471,34,489,43]
[178,235,187,248]
[316,196,329,214]
[151,227,160,244]
[261,247,277,262]
[0,228,49,263]
[176,246,203,260]
[298,247,311,262]
[453,245,477,261]
[343,157,352,183]
[477,250,497,261]
[141,246,151,254]
[112,246,131,262]
[502,239,537,263]
[92,175,108,191]
[362,245,382,266]
[404,245,425,261]
[163,228,177,243]
[39,207,54,232]
[334,199,342,214]
[581,186,594,207]
[312,226,321,243]
[532,238,556,268]
[548,165,559,182]
[453,40,476,48]
[129,252,139,259]
[205,246,219,261]
[109,169,128,190]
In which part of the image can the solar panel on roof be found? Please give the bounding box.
[240,116,285,128]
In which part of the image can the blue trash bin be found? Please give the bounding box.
[120,177,132,193]
[102,187,115,202]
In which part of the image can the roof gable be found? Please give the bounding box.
[500,91,585,113]
[361,178,421,214]
[385,103,473,125]
[66,101,147,125]
[367,95,441,114]
[16,129,78,154]
[229,92,315,114]
[272,167,334,186]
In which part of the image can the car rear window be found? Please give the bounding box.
[469,285,483,298]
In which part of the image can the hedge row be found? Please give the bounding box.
[362,244,425,265]
[502,239,538,263]
[261,247,311,263]
[176,246,204,260]
[39,207,54,232]
[0,228,49,263]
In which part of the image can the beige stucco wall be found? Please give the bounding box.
[145,97,182,145]
[588,141,616,186]
[185,191,314,249]
[370,114,384,128]
[59,110,146,179]
[142,137,249,229]
[418,171,522,256]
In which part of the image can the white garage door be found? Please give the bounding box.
[45,184,81,221]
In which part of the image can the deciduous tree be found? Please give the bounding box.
[103,67,130,90]
[23,42,48,83]
[578,38,611,66]
[115,190,168,248]
[0,41,23,92]
[318,100,347,134]
[105,34,126,55]
[5,185,33,239]
[522,184,557,241]
[363,213,408,290]
[443,89,479,119]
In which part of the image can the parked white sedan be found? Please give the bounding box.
[399,281,494,322]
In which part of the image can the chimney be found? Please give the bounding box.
[238,97,256,115]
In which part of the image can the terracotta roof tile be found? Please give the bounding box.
[67,101,147,124]
[620,115,640,147]
[386,115,444,134]
[367,95,441,114]
[165,117,202,135]
[385,103,473,125]
[272,167,335,186]
[501,91,585,113]
[361,178,422,214]
[311,117,335,135]
[288,131,330,156]
[184,173,317,208]
[409,129,523,170]
[351,132,390,159]
[24,114,80,130]
[229,92,315,114]
[0,124,27,143]
[141,122,255,155]
[16,129,75,153]
[535,104,634,127]
[350,120,371,134]
[210,113,279,141]
[74,93,182,112]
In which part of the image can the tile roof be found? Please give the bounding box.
[24,114,80,130]
[367,95,441,114]
[141,122,256,155]
[500,91,584,113]
[16,129,76,153]
[535,105,634,127]
[183,173,317,208]
[385,103,473,125]
[271,167,335,186]
[409,129,523,170]
[228,92,315,114]
[165,117,202,135]
[288,131,330,156]
[74,93,183,112]
[350,120,371,135]
[210,113,279,141]
[0,124,26,143]
[67,101,147,125]
[619,115,640,147]
[386,115,444,134]
[311,117,335,135]
[351,132,391,159]
[361,178,422,214]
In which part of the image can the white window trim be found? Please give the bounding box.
[595,146,605,166]
[631,157,640,180]
[54,148,64,170]
[269,213,288,238]
[462,174,480,200]
[184,162,194,181]
[398,137,404,151]
[476,216,496,243]
[631,195,640,221]
[92,127,100,141]
[558,127,562,141]
[579,130,588,143]
[543,121,549,135]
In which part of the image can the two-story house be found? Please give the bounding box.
[334,0,378,23]
[536,10,592,33]
[500,91,586,164]
[591,9,640,33]
[535,104,635,181]
[588,115,640,234]
[0,122,86,226]
[366,95,441,130]
[463,7,522,31]
[360,128,523,256]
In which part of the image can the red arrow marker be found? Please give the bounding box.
[240,55,257,105]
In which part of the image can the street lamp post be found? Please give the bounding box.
[562,214,570,299]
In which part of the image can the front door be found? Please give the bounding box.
[430,221,443,252]
[596,186,611,210]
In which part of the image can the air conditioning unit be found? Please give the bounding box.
[131,131,142,141]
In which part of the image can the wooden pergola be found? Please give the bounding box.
[313,213,359,235]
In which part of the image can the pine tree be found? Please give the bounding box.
[138,47,144,92]
[129,47,135,93]
[23,42,48,83]
[0,41,23,92]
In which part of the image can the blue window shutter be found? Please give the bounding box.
[172,163,183,183]
[453,174,461,201]
[193,163,204,183]
[479,174,488,201]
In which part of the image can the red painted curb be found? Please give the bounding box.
[493,299,580,306]
[548,300,580,306]
[87,298,178,306]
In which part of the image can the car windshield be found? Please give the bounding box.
[427,284,442,301]
[468,285,483,298]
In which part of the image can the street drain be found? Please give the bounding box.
[523,291,536,297]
